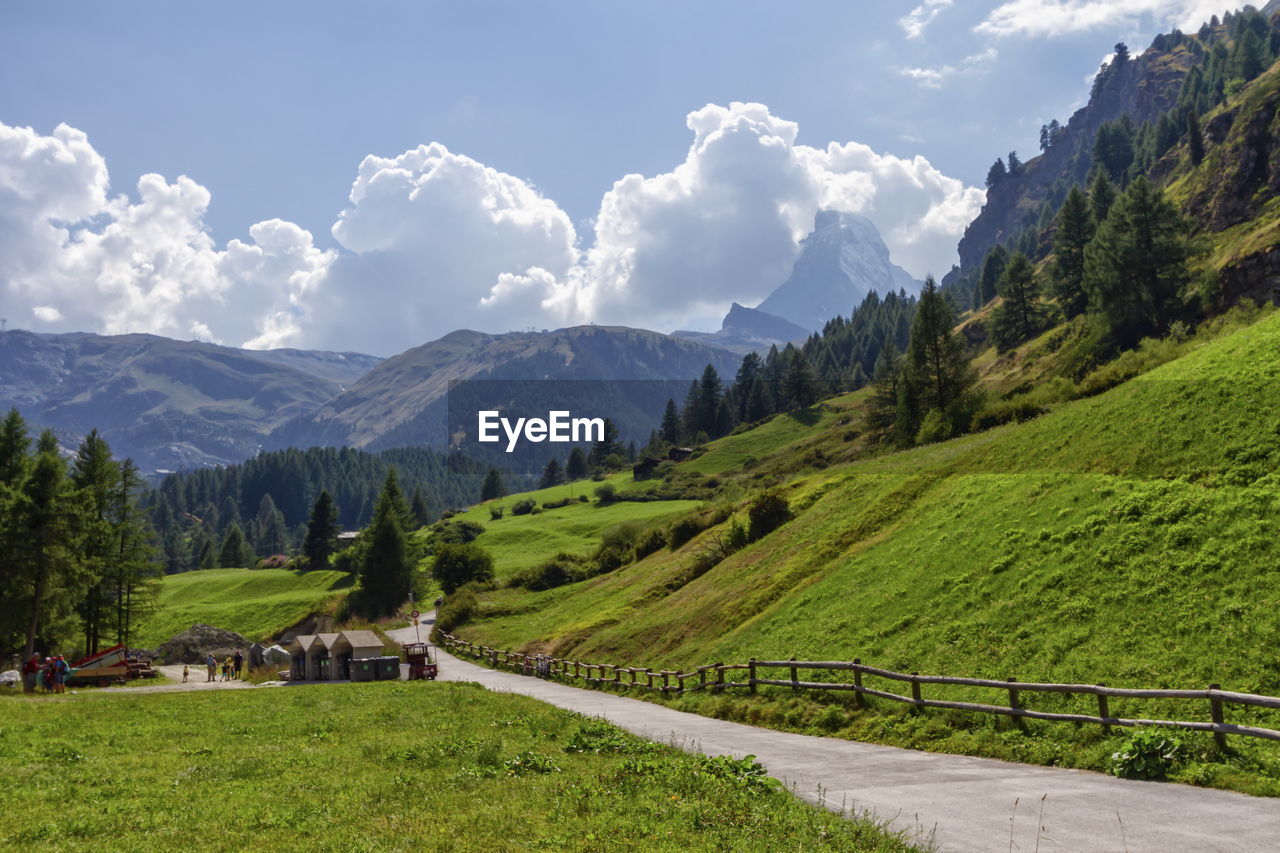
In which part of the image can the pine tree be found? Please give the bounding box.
[357,473,415,617]
[1007,150,1022,176]
[905,277,976,436]
[976,245,1009,307]
[985,158,1007,189]
[696,365,723,437]
[865,343,908,444]
[566,446,589,480]
[303,490,340,569]
[410,488,430,528]
[783,348,822,409]
[71,429,118,655]
[0,407,29,486]
[1187,111,1204,166]
[589,418,622,467]
[1083,176,1193,348]
[991,253,1044,352]
[480,468,506,501]
[659,399,681,445]
[15,433,77,659]
[1089,169,1117,223]
[1050,187,1095,317]
[108,459,157,649]
[539,457,563,490]
[219,522,252,568]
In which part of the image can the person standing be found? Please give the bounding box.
[42,657,54,693]
[206,653,217,682]
[182,664,189,683]
[233,650,244,680]
[53,655,69,694]
[21,654,39,694]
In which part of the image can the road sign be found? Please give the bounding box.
[411,610,420,619]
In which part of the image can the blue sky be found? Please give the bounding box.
[0,1,1240,354]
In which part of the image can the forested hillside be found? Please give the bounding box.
[146,445,521,573]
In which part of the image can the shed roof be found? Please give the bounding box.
[314,632,342,650]
[340,630,384,650]
[291,635,320,653]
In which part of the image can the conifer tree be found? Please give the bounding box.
[659,398,681,445]
[410,488,430,528]
[303,490,340,569]
[976,245,1009,307]
[783,348,822,409]
[480,468,506,501]
[1083,176,1193,348]
[1089,169,1118,223]
[1187,111,1204,166]
[219,521,252,568]
[991,253,1044,352]
[357,471,415,617]
[905,276,976,436]
[539,457,563,490]
[16,433,77,658]
[566,446,589,480]
[1050,186,1095,317]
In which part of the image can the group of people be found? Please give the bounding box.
[20,654,70,693]
[189,650,244,683]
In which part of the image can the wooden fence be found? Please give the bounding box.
[437,632,1280,746]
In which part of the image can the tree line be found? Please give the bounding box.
[0,409,158,660]
[147,445,503,573]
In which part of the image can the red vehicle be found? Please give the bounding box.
[403,643,437,680]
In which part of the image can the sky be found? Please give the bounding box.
[0,1,1245,356]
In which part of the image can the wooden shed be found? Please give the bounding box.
[329,630,384,680]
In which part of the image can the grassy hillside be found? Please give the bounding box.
[135,568,351,648]
[0,684,910,852]
[450,308,1280,793]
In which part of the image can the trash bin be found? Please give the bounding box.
[377,656,401,681]
[350,658,377,682]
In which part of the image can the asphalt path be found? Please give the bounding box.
[387,617,1280,852]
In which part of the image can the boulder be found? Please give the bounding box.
[0,670,18,687]
[156,624,249,664]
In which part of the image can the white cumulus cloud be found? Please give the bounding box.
[1,109,982,355]
[976,0,1237,38]
[900,0,955,39]
[0,121,334,347]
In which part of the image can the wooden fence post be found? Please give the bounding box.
[749,659,758,696]
[630,668,638,686]
[1007,678,1024,731]
[646,669,653,690]
[852,658,863,710]
[662,671,670,692]
[790,658,798,692]
[490,649,498,668]
[910,672,922,711]
[1209,684,1228,750]
[1097,684,1111,734]
[714,663,725,694]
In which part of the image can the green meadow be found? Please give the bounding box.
[0,683,911,852]
[134,568,352,648]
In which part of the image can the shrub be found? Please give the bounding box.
[509,553,589,591]
[914,409,952,445]
[971,399,1046,432]
[488,505,504,521]
[434,520,486,545]
[578,494,589,503]
[1110,729,1184,780]
[256,554,290,569]
[432,543,495,594]
[668,516,705,550]
[747,490,792,542]
[435,587,478,633]
[541,497,575,510]
[634,526,668,559]
[594,482,617,504]
[511,498,536,516]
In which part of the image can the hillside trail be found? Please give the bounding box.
[388,618,1280,852]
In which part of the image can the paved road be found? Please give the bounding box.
[390,619,1280,852]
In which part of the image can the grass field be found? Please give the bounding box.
[134,568,352,648]
[449,308,1280,795]
[0,683,912,852]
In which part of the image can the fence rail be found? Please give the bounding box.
[436,632,1280,745]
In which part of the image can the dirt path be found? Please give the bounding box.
[397,620,1280,852]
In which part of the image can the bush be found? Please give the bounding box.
[488,505,504,521]
[1110,729,1184,780]
[511,498,536,516]
[434,519,486,545]
[668,516,706,550]
[594,482,617,504]
[432,543,495,594]
[435,587,478,633]
[509,552,589,591]
[971,399,1046,432]
[914,409,953,445]
[747,490,792,542]
[634,526,668,559]
[255,554,290,569]
[541,497,575,510]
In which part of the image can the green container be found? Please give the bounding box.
[350,659,377,683]
[377,656,401,681]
